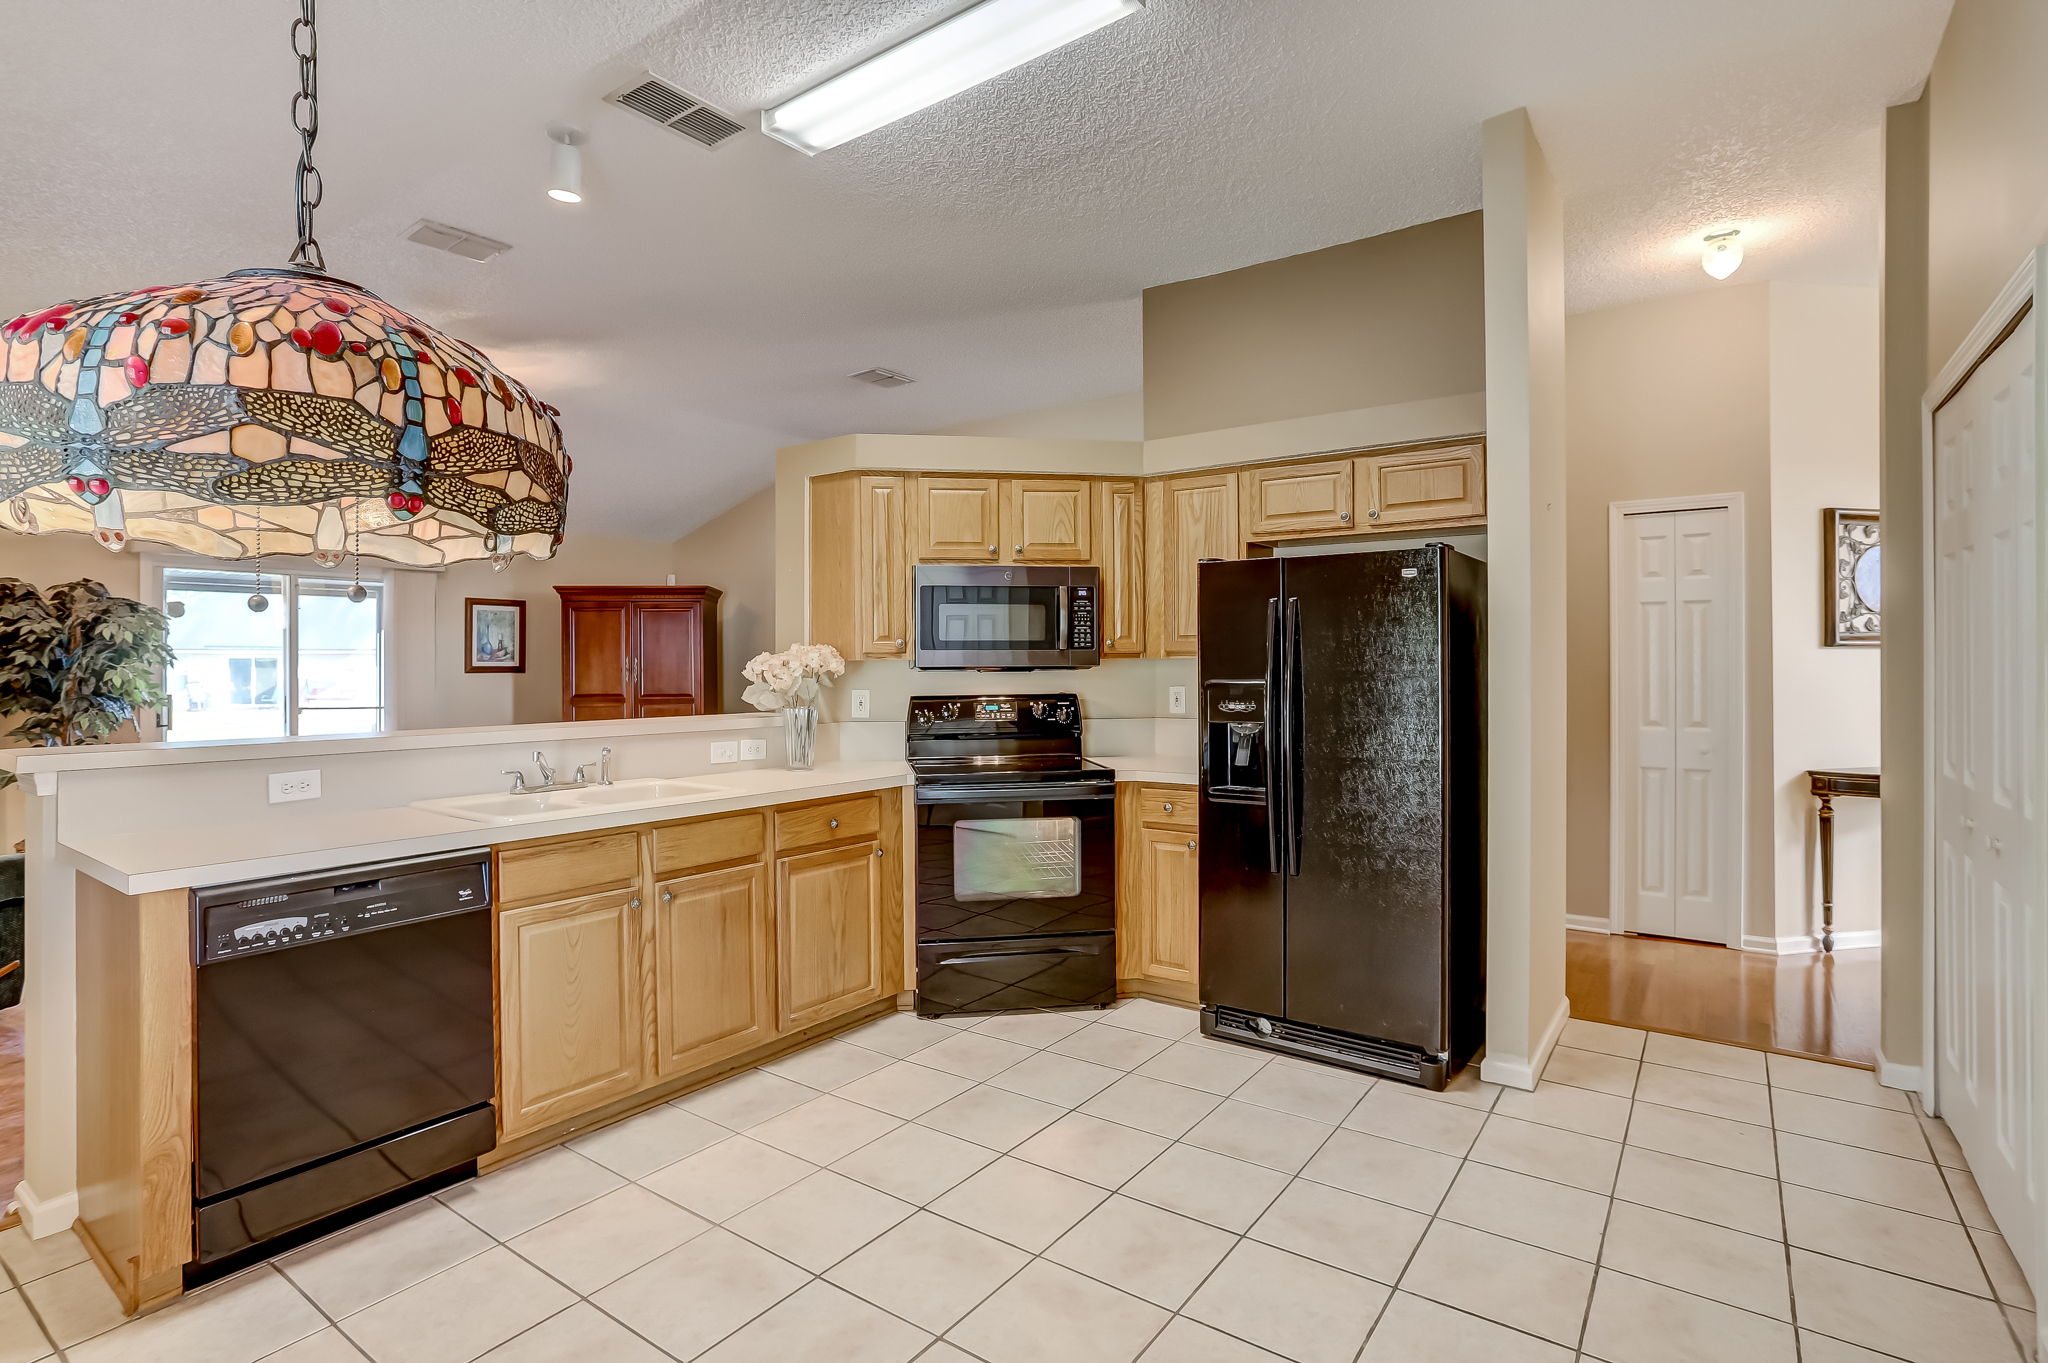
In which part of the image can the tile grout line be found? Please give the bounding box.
[0,1234,67,1363]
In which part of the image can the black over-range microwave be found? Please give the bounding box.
[913,564,1101,670]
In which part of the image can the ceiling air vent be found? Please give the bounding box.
[607,74,746,149]
[403,219,511,263]
[849,368,915,388]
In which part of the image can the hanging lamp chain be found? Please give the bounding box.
[288,0,326,273]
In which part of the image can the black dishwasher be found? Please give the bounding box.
[190,850,495,1281]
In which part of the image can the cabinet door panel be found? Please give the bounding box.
[776,842,883,1032]
[860,476,909,656]
[655,864,772,1077]
[1156,474,1238,657]
[1003,479,1092,562]
[498,890,645,1136]
[562,604,629,721]
[1242,461,1355,538]
[635,604,709,716]
[1139,826,1199,985]
[1359,445,1485,527]
[1095,480,1145,656]
[913,477,1001,560]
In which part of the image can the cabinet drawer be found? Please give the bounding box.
[650,811,766,879]
[775,795,883,852]
[496,829,641,909]
[1137,785,1197,827]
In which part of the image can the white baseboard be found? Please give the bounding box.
[12,1181,77,1240]
[1875,1049,1930,1109]
[1566,914,1613,934]
[1741,930,1882,955]
[1481,997,1571,1092]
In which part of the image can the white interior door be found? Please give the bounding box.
[1932,309,2039,1283]
[1617,506,1740,942]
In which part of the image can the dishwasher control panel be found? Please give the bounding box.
[193,851,490,964]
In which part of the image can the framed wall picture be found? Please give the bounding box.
[1824,508,1880,647]
[464,597,527,673]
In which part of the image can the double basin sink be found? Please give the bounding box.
[412,777,731,826]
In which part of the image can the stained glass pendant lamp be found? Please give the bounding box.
[0,0,569,569]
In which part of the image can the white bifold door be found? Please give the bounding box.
[1615,506,1741,942]
[1932,306,2039,1284]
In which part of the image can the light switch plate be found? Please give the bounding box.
[268,769,321,803]
[1167,686,1186,715]
[850,689,872,719]
[740,738,767,760]
[709,741,739,764]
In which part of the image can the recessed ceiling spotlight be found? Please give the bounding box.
[763,0,1145,154]
[548,128,585,204]
[1702,229,1743,280]
[850,367,915,388]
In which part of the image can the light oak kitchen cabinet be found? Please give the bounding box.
[1356,442,1485,528]
[774,794,888,1030]
[810,473,911,660]
[650,812,774,1079]
[912,475,1003,560]
[1117,783,1199,1001]
[1240,459,1356,538]
[1148,473,1239,657]
[1001,477,1093,562]
[1094,478,1145,656]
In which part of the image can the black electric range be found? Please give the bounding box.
[909,694,1117,1016]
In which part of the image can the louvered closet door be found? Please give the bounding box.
[1933,311,2039,1283]
[1618,507,1738,943]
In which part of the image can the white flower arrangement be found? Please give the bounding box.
[740,642,846,712]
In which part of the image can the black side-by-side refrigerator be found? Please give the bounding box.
[1197,544,1484,1089]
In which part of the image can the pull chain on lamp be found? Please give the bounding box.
[0,0,570,570]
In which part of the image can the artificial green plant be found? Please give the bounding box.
[0,578,174,786]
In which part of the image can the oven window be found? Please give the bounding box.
[953,817,1081,900]
[919,585,1060,649]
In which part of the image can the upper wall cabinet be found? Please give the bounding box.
[810,473,909,660]
[1240,460,1356,538]
[1149,473,1239,658]
[1094,480,1145,657]
[912,476,1003,561]
[1002,478,1092,562]
[1357,443,1485,528]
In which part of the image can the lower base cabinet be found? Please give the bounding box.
[1117,783,1200,999]
[494,790,902,1142]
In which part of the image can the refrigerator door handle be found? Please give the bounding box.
[1282,595,1304,877]
[1263,597,1286,874]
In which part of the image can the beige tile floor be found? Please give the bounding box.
[0,1003,2036,1363]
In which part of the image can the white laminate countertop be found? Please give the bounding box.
[62,755,1200,895]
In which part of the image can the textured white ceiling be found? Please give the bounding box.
[0,0,1948,539]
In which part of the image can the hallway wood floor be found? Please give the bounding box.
[1566,930,1881,1067]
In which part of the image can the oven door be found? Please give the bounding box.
[915,783,1116,943]
[913,565,1097,669]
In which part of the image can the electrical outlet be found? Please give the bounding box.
[268,769,321,803]
[709,741,739,764]
[740,738,767,761]
[1167,686,1186,715]
[850,689,872,719]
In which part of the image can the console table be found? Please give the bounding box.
[1808,766,1880,953]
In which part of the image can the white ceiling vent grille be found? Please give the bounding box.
[849,368,915,388]
[607,74,746,149]
[403,219,511,262]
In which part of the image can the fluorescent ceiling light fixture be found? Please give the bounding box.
[763,0,1143,154]
[1702,228,1743,280]
[548,129,584,203]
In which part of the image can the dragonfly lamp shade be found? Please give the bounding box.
[0,267,569,566]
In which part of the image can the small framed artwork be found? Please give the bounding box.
[1824,509,1880,647]
[464,597,527,673]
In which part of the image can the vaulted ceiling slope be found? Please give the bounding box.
[2,1,1947,540]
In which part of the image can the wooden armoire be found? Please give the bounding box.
[556,586,722,720]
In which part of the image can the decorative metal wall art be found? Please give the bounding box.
[0,0,567,567]
[1824,508,1880,646]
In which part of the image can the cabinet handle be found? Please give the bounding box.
[987,544,997,554]
[1162,802,1174,813]
[829,817,840,829]
[1367,508,1380,520]
[1186,840,1197,850]
[661,890,673,903]
[874,847,885,857]
[1014,544,1023,553]
[629,897,642,909]
[893,638,905,647]
[1339,511,1351,523]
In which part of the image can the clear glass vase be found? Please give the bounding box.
[782,704,818,770]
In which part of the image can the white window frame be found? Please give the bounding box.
[141,551,397,741]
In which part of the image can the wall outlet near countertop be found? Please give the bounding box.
[268,769,321,803]
[709,741,739,764]
[850,689,871,719]
[740,738,768,761]
[1167,686,1187,715]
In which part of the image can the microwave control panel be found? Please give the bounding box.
[1068,585,1095,651]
